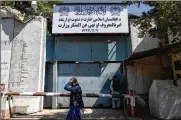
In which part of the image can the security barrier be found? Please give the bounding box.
[0,84,135,119]
[0,84,15,119]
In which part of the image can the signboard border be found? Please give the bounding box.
[52,3,129,35]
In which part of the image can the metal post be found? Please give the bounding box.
[130,90,135,117]
[0,84,5,119]
[52,61,58,109]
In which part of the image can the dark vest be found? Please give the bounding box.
[112,78,120,93]
[70,92,84,108]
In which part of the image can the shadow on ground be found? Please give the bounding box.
[12,108,158,120]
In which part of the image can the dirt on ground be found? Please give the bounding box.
[11,109,157,120]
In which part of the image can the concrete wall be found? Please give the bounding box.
[1,18,14,92]
[149,80,181,119]
[130,22,159,53]
[127,54,171,94]
[1,17,47,113]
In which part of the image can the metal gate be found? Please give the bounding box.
[44,36,131,108]
[57,63,122,107]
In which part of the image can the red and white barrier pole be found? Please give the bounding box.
[8,96,15,118]
[0,83,136,118]
[0,84,11,120]
[1,92,124,98]
[130,90,135,117]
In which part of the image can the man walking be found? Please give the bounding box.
[110,76,120,109]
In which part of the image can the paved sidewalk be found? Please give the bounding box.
[11,109,157,120]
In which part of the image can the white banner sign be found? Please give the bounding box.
[52,5,129,34]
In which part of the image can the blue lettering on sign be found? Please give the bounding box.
[74,6,107,16]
